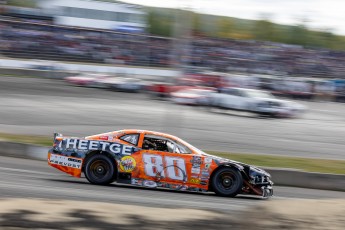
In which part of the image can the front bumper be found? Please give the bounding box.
[262,185,273,198]
[248,167,274,198]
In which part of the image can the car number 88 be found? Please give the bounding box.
[143,154,186,181]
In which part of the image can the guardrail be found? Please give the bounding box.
[1,141,344,192]
[0,67,73,79]
[0,58,179,77]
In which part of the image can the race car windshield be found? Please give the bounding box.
[177,138,206,155]
[245,90,273,99]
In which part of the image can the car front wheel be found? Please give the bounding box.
[211,167,243,197]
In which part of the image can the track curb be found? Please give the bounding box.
[0,141,344,192]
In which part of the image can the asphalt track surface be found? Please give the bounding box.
[0,156,344,213]
[1,76,345,160]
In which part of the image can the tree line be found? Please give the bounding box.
[147,8,345,50]
[6,1,345,50]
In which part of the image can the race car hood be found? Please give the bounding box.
[200,152,271,178]
[280,100,306,110]
[253,97,306,110]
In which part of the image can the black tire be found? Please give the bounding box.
[211,167,243,197]
[269,112,278,118]
[256,112,270,118]
[84,154,116,185]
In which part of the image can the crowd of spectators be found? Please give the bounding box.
[1,19,345,79]
[190,37,345,78]
[0,19,170,67]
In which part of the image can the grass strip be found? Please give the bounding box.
[0,74,37,78]
[0,133,344,174]
[207,151,345,175]
[0,133,53,146]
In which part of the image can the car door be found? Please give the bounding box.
[136,134,197,189]
[116,132,141,174]
[222,88,239,109]
[232,89,248,110]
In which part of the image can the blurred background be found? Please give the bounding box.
[1,0,345,99]
[0,0,345,229]
[1,0,345,153]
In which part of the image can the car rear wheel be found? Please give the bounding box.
[211,167,243,197]
[84,154,116,185]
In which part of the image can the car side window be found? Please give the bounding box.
[225,89,233,95]
[142,135,173,152]
[142,135,192,154]
[226,88,238,96]
[233,89,243,96]
[120,134,139,146]
[166,140,175,153]
[241,91,248,97]
[174,141,192,154]
[237,90,245,97]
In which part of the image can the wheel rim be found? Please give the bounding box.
[217,172,236,191]
[89,160,110,180]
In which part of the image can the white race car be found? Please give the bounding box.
[209,87,306,117]
[64,73,109,87]
[171,88,215,105]
[96,77,146,92]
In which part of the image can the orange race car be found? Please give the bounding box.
[48,129,273,198]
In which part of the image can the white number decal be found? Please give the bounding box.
[165,157,186,180]
[143,154,165,177]
[143,154,186,181]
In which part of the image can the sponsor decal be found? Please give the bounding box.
[189,178,201,184]
[191,173,199,178]
[143,180,157,188]
[200,181,208,186]
[204,163,211,169]
[159,183,170,188]
[188,187,199,192]
[190,156,202,167]
[191,167,200,174]
[57,138,138,155]
[180,185,188,191]
[120,156,136,172]
[131,178,142,186]
[201,169,210,177]
[204,158,212,164]
[99,136,109,140]
[156,182,163,187]
[159,183,186,190]
[143,154,186,181]
[49,154,82,169]
[218,159,229,164]
[170,184,181,189]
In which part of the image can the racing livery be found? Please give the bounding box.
[48,130,273,198]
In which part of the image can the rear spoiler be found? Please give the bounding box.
[53,132,63,141]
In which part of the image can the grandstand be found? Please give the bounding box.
[1,1,345,78]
